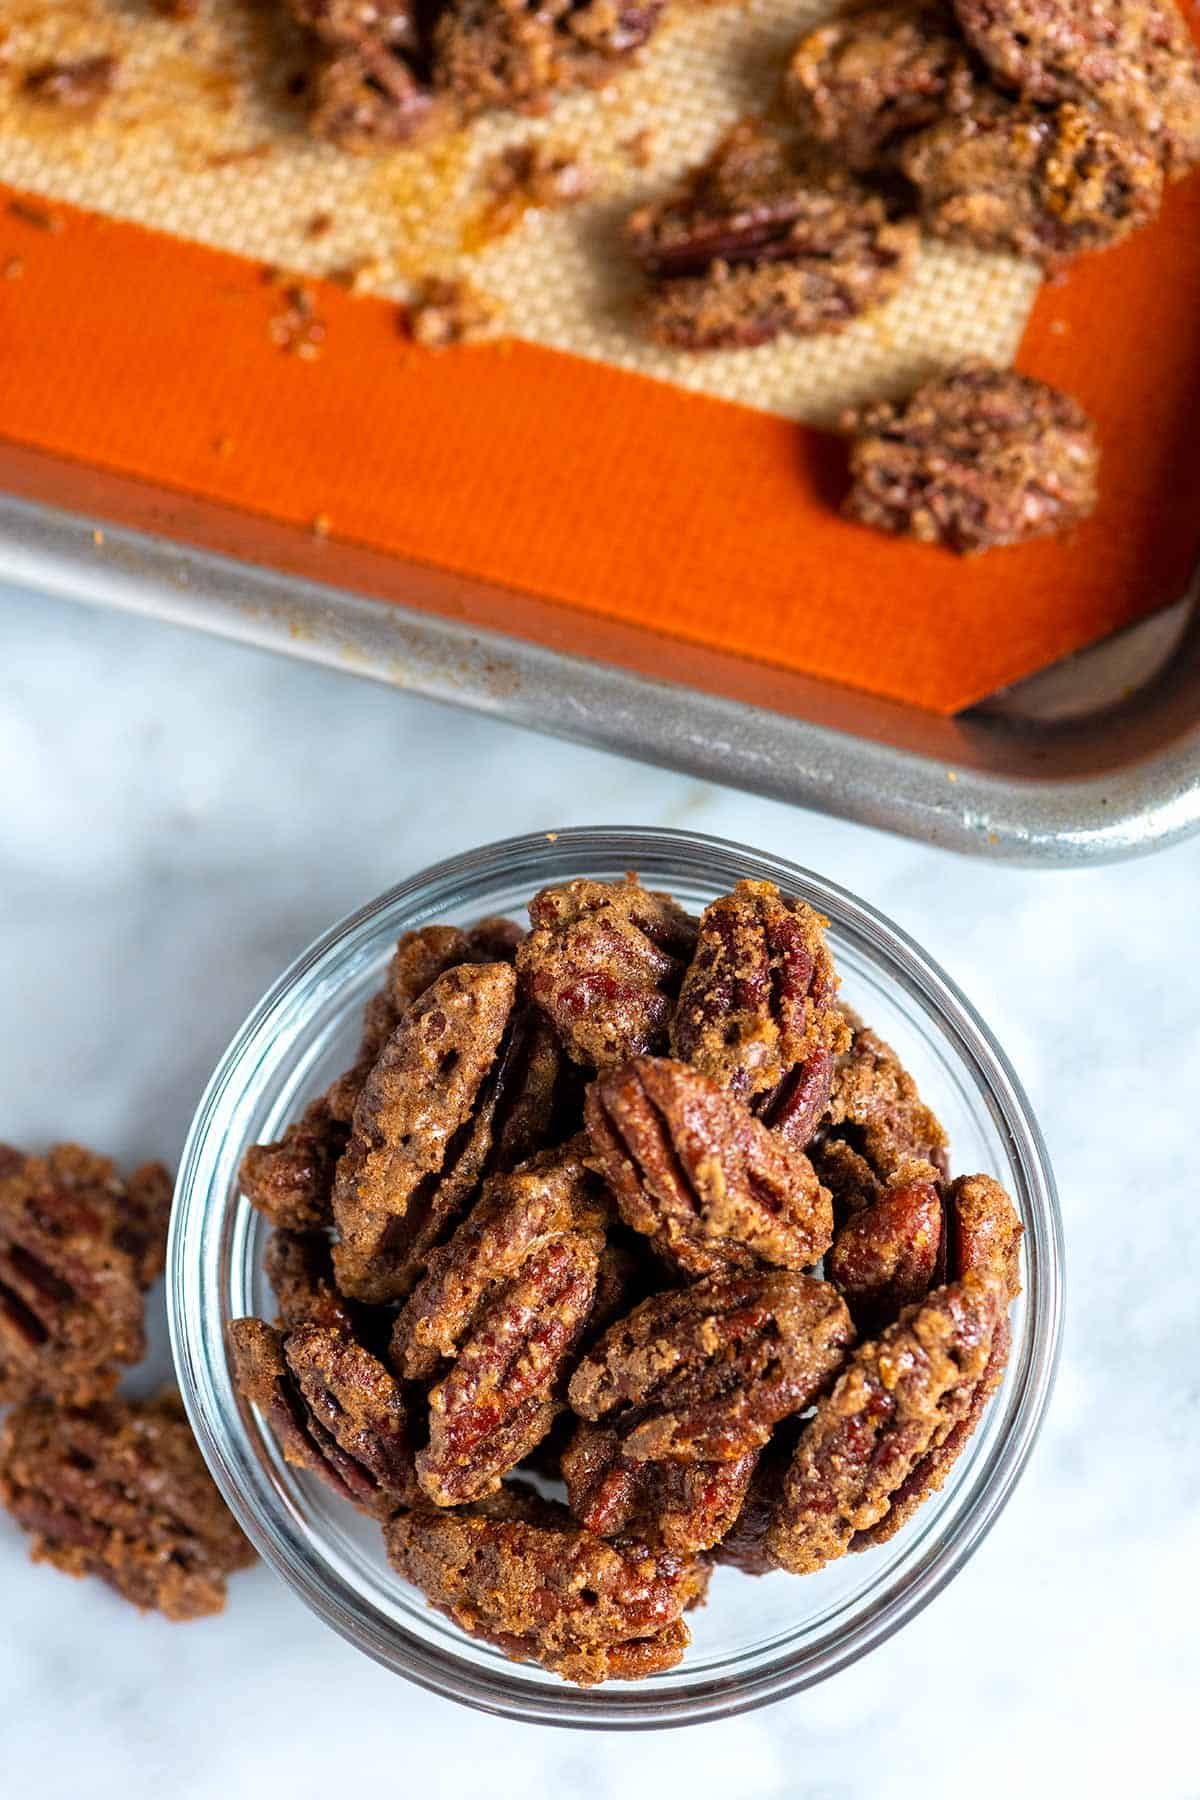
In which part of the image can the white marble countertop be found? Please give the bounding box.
[2,590,1196,1800]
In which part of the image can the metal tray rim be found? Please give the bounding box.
[3,488,1197,867]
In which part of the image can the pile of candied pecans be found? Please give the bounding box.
[0,1145,255,1618]
[231,874,1023,1685]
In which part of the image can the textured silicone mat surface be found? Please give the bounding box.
[0,0,1042,425]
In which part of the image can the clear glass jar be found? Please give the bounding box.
[169,827,1062,1729]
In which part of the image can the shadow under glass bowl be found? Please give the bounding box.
[169,826,1063,1729]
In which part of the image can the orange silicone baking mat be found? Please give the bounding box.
[1,5,1199,713]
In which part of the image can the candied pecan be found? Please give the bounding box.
[843,360,1100,552]
[786,0,976,171]
[0,1395,254,1620]
[585,1056,833,1276]
[827,1169,943,1332]
[516,876,697,1071]
[392,1136,609,1378]
[671,880,848,1114]
[766,1275,1001,1574]
[568,1271,854,1463]
[0,1144,160,1408]
[327,924,477,1126]
[626,122,918,350]
[947,1171,1023,1295]
[950,0,1200,175]
[324,917,526,1126]
[239,1097,348,1232]
[288,0,445,151]
[113,1161,174,1287]
[264,1228,358,1334]
[418,1227,604,1504]
[563,1271,852,1551]
[230,1319,419,1515]
[385,1483,707,1685]
[899,93,1163,268]
[562,1425,759,1553]
[847,1172,1024,1550]
[433,0,666,121]
[331,961,516,1301]
[817,1017,949,1191]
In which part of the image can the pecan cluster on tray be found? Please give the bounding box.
[231,875,1023,1684]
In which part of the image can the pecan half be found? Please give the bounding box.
[0,1395,254,1620]
[827,1169,943,1332]
[765,1275,1001,1574]
[384,1482,708,1686]
[331,962,516,1301]
[671,879,849,1151]
[325,918,521,1126]
[585,1056,833,1276]
[563,1270,851,1551]
[240,1097,348,1232]
[898,93,1163,269]
[713,1434,793,1576]
[815,1017,949,1196]
[0,1144,162,1407]
[418,1228,603,1504]
[392,1136,610,1379]
[843,361,1101,552]
[672,881,844,1102]
[851,1173,1023,1549]
[516,876,698,1071]
[568,1271,854,1462]
[627,122,918,349]
[949,0,1200,177]
[948,1171,1023,1296]
[230,1319,419,1515]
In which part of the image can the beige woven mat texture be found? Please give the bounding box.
[0,0,1041,425]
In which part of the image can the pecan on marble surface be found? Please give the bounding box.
[0,1144,165,1407]
[0,1394,254,1620]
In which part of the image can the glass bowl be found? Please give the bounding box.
[169,827,1062,1729]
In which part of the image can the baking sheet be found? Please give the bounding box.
[2,462,1197,865]
[0,0,1039,425]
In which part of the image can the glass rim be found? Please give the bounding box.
[168,825,1064,1729]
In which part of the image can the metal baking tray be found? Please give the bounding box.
[2,457,1197,867]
